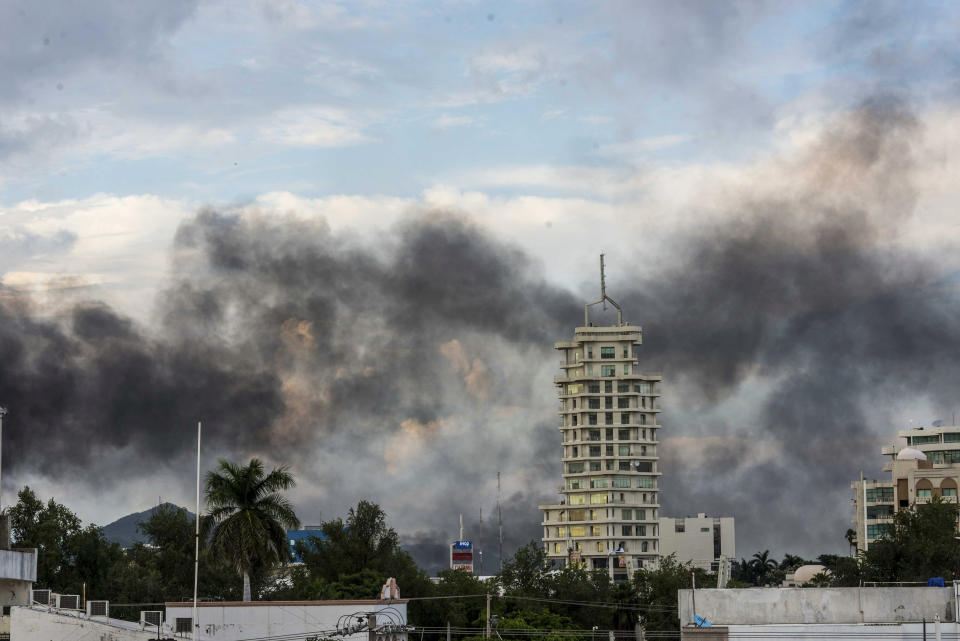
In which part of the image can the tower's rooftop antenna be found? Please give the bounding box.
[584,254,623,326]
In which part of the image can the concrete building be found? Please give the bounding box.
[539,260,662,580]
[851,423,960,553]
[678,585,960,640]
[165,599,407,640]
[658,514,734,572]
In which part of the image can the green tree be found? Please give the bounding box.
[498,541,551,597]
[632,554,711,631]
[205,458,300,600]
[862,497,960,583]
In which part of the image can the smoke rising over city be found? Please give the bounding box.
[2,96,959,570]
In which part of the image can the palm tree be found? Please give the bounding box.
[845,528,857,556]
[205,458,301,601]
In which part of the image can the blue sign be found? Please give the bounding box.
[454,540,472,550]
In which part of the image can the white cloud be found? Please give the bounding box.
[259,107,376,147]
[433,114,478,130]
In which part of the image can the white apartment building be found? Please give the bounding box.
[658,514,735,572]
[852,423,960,553]
[539,267,662,581]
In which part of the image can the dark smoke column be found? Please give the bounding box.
[538,257,662,581]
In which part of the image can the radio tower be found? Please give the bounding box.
[497,471,503,572]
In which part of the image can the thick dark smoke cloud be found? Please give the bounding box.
[2,96,957,568]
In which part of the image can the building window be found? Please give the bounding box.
[641,446,647,456]
[605,412,614,425]
[618,398,630,408]
[606,428,614,439]
[570,526,586,537]
[591,478,608,488]
[568,479,583,490]
[597,541,604,552]
[588,383,601,393]
[589,429,601,441]
[638,525,647,536]
[554,543,563,553]
[944,433,960,443]
[623,346,629,358]
[569,509,586,521]
[569,495,585,505]
[590,493,608,505]
[601,347,615,359]
[618,381,629,393]
[605,381,613,393]
[944,488,958,497]
[675,520,685,533]
[641,542,648,553]
[606,445,614,456]
[623,364,630,375]
[618,428,630,440]
[621,413,630,424]
[605,397,613,409]
[601,365,616,377]
[635,461,653,473]
[612,477,631,488]
[587,347,593,359]
[587,364,594,375]
[568,383,582,394]
[637,477,654,488]
[918,488,932,498]
[867,524,892,539]
[622,525,633,536]
[639,382,651,394]
[618,461,631,471]
[605,461,614,470]
[640,414,647,425]
[590,462,602,471]
[589,398,601,409]
[572,415,578,426]
[618,445,630,456]
[589,446,601,457]
[637,509,646,520]
[572,446,579,457]
[866,505,894,518]
[592,526,602,536]
[622,509,632,519]
[568,462,584,473]
[589,414,598,425]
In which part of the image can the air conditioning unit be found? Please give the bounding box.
[141,610,164,628]
[31,589,51,605]
[56,594,81,610]
[86,600,109,617]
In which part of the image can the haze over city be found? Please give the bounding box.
[3,0,960,572]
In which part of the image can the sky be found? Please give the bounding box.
[3,0,960,572]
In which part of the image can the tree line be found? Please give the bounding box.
[11,457,960,635]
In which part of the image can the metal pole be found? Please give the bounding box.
[0,407,7,510]
[690,572,697,627]
[862,471,869,553]
[486,593,491,639]
[193,422,201,639]
[447,622,451,641]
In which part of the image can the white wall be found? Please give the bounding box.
[659,516,734,567]
[12,606,157,641]
[165,600,408,640]
[0,549,36,583]
[679,587,955,626]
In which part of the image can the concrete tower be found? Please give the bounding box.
[538,257,662,580]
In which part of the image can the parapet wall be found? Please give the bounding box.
[679,587,956,625]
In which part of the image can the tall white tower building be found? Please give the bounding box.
[538,258,662,581]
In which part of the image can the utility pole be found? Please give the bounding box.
[0,406,7,510]
[497,472,503,573]
[486,593,491,639]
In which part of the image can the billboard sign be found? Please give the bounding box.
[450,540,474,572]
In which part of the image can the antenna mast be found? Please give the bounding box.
[584,254,623,326]
[0,406,7,510]
[497,472,503,573]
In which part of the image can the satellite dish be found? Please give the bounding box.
[933,419,945,427]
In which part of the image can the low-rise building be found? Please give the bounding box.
[658,514,734,572]
[678,584,960,640]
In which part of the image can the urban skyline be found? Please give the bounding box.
[3,1,960,570]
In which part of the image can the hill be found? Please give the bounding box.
[101,503,195,548]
